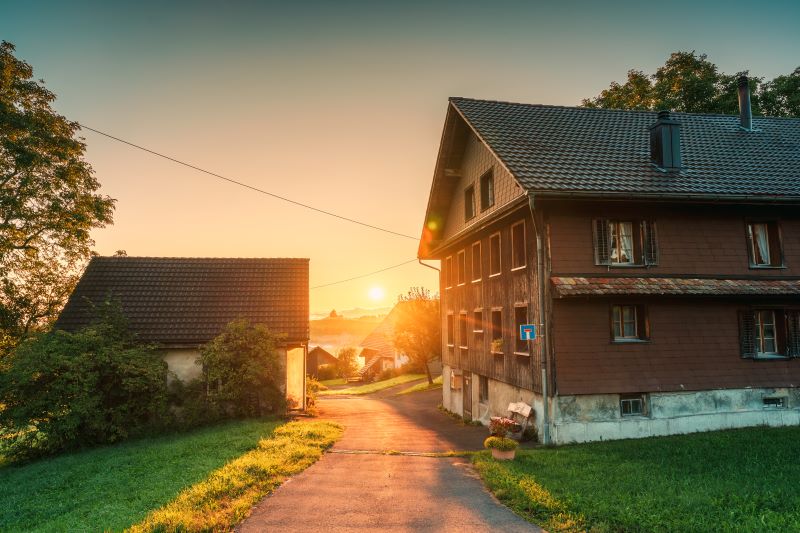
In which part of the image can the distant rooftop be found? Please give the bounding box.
[56,257,309,346]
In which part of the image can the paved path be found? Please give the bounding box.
[239,388,540,532]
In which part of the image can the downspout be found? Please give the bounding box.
[527,193,551,445]
[418,259,441,273]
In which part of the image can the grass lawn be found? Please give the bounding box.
[318,373,425,396]
[397,375,442,395]
[130,421,341,531]
[473,426,800,532]
[0,419,340,532]
[320,377,347,387]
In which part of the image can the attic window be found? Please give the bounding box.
[480,170,494,211]
[464,186,476,221]
[649,111,681,171]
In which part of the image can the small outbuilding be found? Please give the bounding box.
[307,346,338,378]
[55,256,309,409]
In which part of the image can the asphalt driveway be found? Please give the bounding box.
[238,387,540,532]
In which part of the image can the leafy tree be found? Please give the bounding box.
[0,41,115,353]
[199,319,285,417]
[336,346,359,378]
[760,67,800,117]
[393,287,440,384]
[583,51,798,117]
[0,300,168,461]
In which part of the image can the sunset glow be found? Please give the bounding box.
[368,286,385,302]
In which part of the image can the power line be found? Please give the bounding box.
[79,124,418,241]
[310,259,419,289]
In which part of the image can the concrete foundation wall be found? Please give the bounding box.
[553,387,800,444]
[163,349,202,382]
[443,364,544,439]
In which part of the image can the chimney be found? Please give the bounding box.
[649,110,681,171]
[738,75,753,130]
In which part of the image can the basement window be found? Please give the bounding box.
[763,397,787,409]
[620,394,647,417]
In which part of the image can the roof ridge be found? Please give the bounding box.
[92,256,309,261]
[449,96,800,121]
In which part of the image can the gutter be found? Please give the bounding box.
[527,192,551,445]
[527,189,800,205]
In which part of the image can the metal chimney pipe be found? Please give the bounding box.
[738,75,752,130]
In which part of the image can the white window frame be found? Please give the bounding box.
[620,394,647,417]
[446,313,455,347]
[457,250,466,286]
[444,256,453,289]
[458,311,469,349]
[471,241,482,282]
[511,221,527,271]
[489,232,502,277]
[473,309,484,334]
[609,220,636,266]
[513,304,530,355]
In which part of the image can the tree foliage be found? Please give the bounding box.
[0,300,168,461]
[336,346,359,378]
[198,319,285,417]
[393,287,440,384]
[582,51,799,116]
[0,40,115,353]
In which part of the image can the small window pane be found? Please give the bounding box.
[480,171,495,211]
[457,251,466,285]
[610,221,634,264]
[473,311,483,333]
[512,222,526,269]
[489,234,501,275]
[444,256,453,288]
[749,223,771,266]
[514,306,529,353]
[491,310,503,352]
[464,187,475,221]
[472,242,482,281]
[613,305,641,340]
[459,313,468,348]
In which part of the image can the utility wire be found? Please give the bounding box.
[310,259,419,289]
[79,124,418,241]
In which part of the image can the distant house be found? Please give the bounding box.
[55,256,310,409]
[307,346,338,378]
[419,79,800,444]
[358,304,411,380]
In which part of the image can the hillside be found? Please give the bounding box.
[309,315,384,352]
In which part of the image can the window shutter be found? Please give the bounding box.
[787,311,800,358]
[593,219,611,265]
[738,310,756,358]
[642,220,659,266]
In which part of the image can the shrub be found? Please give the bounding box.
[197,319,286,418]
[315,364,338,381]
[484,436,519,451]
[0,302,169,461]
[305,376,323,416]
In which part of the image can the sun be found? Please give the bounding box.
[368,286,385,301]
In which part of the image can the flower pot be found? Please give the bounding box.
[491,448,516,460]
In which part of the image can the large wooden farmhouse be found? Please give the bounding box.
[419,78,800,444]
[56,257,310,410]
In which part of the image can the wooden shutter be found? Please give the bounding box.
[738,310,756,358]
[593,219,611,265]
[786,310,800,358]
[642,220,659,266]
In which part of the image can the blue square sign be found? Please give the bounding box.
[520,324,536,341]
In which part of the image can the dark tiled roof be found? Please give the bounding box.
[552,276,800,297]
[308,346,338,366]
[451,97,800,199]
[55,257,309,346]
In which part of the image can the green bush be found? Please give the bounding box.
[0,303,169,461]
[315,364,338,381]
[484,436,519,451]
[197,319,285,418]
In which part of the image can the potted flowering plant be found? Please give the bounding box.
[485,416,520,460]
[490,338,503,354]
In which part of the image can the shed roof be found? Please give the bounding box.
[552,276,800,298]
[55,257,309,346]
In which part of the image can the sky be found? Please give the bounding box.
[3,0,799,315]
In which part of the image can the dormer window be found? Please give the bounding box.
[649,111,681,172]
